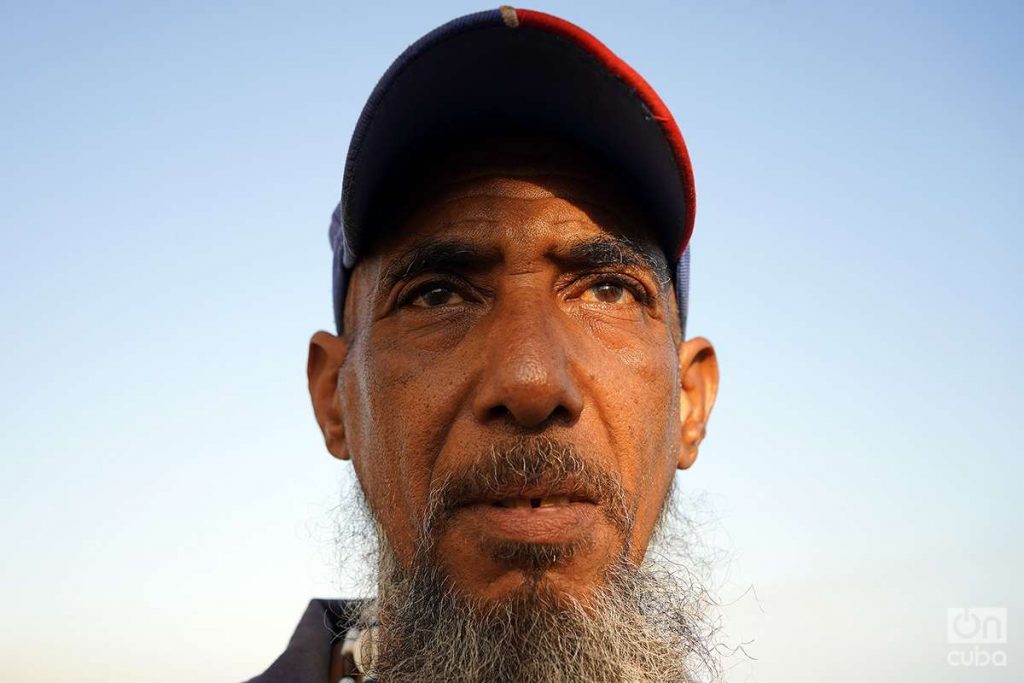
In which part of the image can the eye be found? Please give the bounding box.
[405,283,466,308]
[580,279,639,305]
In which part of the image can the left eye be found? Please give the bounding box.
[580,281,637,304]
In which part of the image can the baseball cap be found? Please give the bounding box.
[329,6,696,334]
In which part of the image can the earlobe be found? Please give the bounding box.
[307,330,351,460]
[676,336,719,470]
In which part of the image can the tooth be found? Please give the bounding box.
[511,498,530,509]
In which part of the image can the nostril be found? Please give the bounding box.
[479,403,577,430]
[546,404,576,426]
[485,404,514,423]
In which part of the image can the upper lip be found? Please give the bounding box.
[459,486,597,507]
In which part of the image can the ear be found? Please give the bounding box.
[307,330,350,460]
[676,336,719,470]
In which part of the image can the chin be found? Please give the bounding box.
[442,535,626,608]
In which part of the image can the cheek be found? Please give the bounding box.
[588,321,680,457]
[341,338,470,558]
[582,324,680,545]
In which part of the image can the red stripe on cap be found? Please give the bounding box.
[514,7,695,258]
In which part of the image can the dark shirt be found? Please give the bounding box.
[246,599,361,683]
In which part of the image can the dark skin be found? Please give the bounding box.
[307,166,718,605]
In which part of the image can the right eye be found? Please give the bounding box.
[404,283,466,308]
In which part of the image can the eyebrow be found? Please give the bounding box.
[377,238,502,293]
[376,233,670,300]
[558,235,671,289]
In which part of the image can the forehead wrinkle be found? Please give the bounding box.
[367,174,667,294]
[410,192,603,252]
[456,187,655,267]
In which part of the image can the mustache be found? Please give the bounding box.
[424,435,633,535]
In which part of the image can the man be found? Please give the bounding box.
[250,7,719,682]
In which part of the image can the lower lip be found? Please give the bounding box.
[451,502,600,544]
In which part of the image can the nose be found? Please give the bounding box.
[472,292,584,429]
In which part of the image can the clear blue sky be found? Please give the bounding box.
[2,1,1021,681]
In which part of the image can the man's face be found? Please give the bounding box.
[309,160,717,606]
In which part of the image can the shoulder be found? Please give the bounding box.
[244,598,367,683]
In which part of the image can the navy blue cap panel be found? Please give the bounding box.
[329,10,508,267]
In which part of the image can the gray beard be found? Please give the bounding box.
[364,536,714,682]
[340,439,719,682]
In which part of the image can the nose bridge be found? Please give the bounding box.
[474,285,583,428]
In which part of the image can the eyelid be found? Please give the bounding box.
[396,274,476,308]
[572,271,652,304]
[392,269,655,309]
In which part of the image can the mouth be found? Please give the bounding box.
[456,483,599,510]
[448,489,601,546]
[489,495,578,509]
